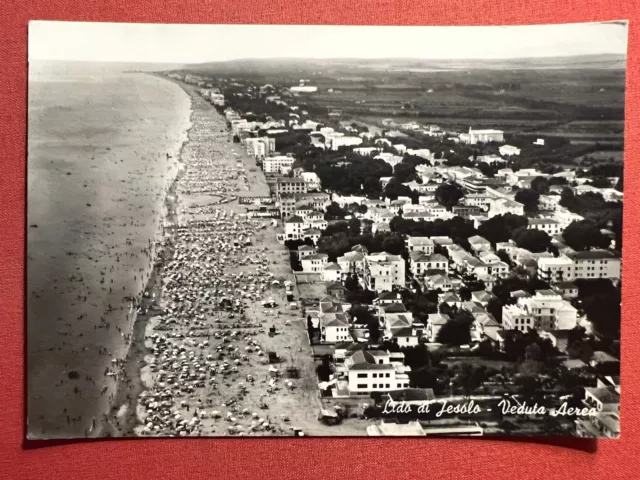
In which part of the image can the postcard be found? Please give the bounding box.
[27,20,625,439]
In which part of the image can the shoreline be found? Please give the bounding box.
[27,71,192,439]
[102,84,193,437]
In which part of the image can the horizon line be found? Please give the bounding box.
[30,52,628,65]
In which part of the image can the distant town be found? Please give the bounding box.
[157,71,622,438]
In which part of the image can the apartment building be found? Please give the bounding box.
[537,250,621,282]
[363,252,406,293]
[274,178,307,198]
[263,155,295,174]
[528,218,562,236]
[503,290,578,331]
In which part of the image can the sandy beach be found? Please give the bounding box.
[100,81,367,437]
[27,66,192,439]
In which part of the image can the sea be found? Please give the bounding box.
[27,61,192,438]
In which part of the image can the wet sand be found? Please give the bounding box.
[27,67,192,438]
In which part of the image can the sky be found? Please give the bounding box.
[29,21,628,64]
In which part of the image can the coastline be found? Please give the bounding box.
[109,79,366,437]
[102,78,194,436]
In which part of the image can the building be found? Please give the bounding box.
[283,215,304,240]
[245,137,275,159]
[502,305,535,332]
[551,281,579,299]
[343,350,409,394]
[323,263,343,283]
[354,147,382,156]
[575,383,620,439]
[568,250,622,281]
[475,154,507,165]
[504,290,578,331]
[290,82,318,93]
[426,313,451,341]
[298,245,316,259]
[528,218,562,236]
[407,236,435,254]
[363,252,406,293]
[322,315,351,343]
[461,127,505,144]
[301,253,328,273]
[274,178,307,197]
[409,252,449,277]
[337,250,366,276]
[263,155,295,174]
[300,172,321,191]
[330,136,363,151]
[210,93,225,106]
[468,235,492,253]
[499,145,521,156]
[537,250,621,282]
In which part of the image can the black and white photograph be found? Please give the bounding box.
[27,21,625,439]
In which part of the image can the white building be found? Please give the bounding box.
[283,215,305,240]
[290,84,318,93]
[519,290,578,330]
[406,236,435,254]
[344,350,410,394]
[409,252,449,277]
[263,155,295,174]
[322,316,351,343]
[300,172,321,191]
[323,263,343,283]
[301,253,328,273]
[354,147,382,156]
[337,250,366,276]
[499,145,521,156]
[537,250,621,282]
[528,218,562,236]
[461,128,504,144]
[406,149,434,161]
[502,305,535,332]
[330,135,363,151]
[363,252,406,293]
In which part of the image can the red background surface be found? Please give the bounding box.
[1,1,639,479]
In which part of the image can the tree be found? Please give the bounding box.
[511,226,550,253]
[348,217,361,237]
[435,183,464,210]
[531,176,550,195]
[486,297,503,323]
[451,363,487,397]
[514,188,540,213]
[325,202,348,220]
[344,274,359,292]
[384,178,419,202]
[316,355,333,381]
[562,220,611,251]
[393,162,417,183]
[436,311,474,345]
[477,214,528,245]
[349,304,379,341]
[458,286,472,301]
[381,235,405,256]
